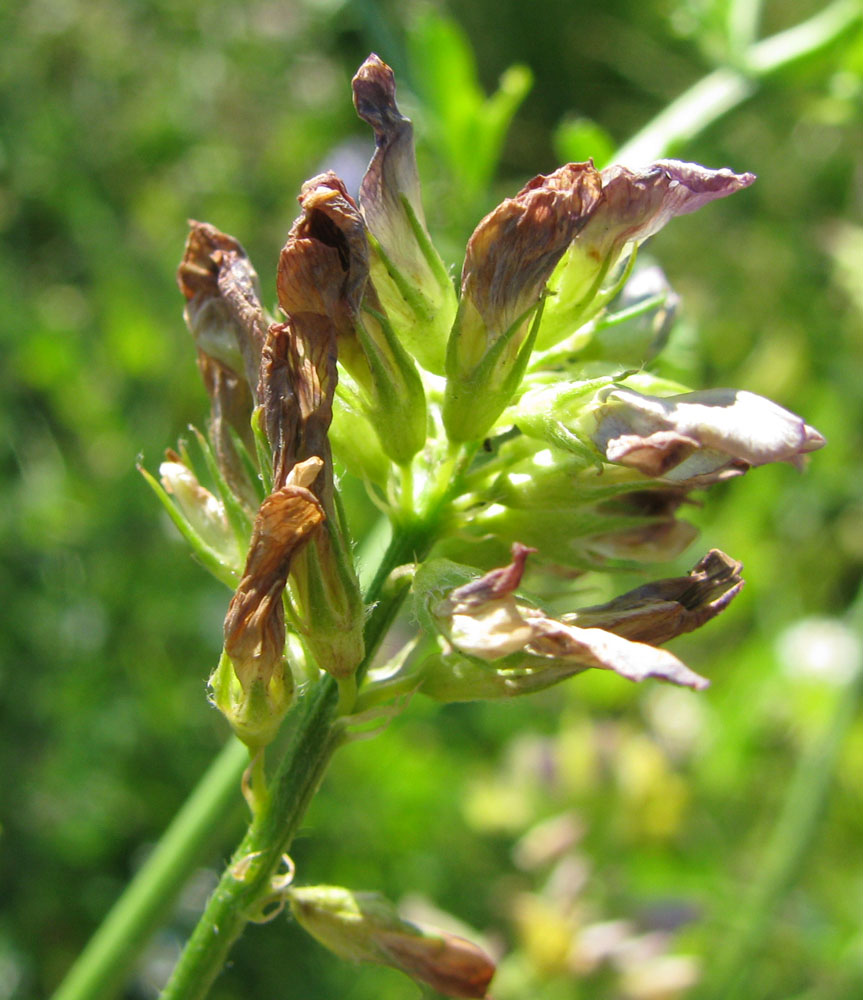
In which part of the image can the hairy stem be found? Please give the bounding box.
[159,678,341,1000]
[158,510,442,999]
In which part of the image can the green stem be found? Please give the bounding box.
[695,638,863,999]
[49,736,250,1000]
[615,0,861,165]
[159,678,342,1000]
[158,512,443,999]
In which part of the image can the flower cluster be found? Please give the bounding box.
[146,53,824,998]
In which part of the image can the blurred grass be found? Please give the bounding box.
[1,0,861,998]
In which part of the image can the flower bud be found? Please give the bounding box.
[159,451,244,571]
[353,54,457,375]
[535,160,756,351]
[457,429,698,568]
[329,387,392,488]
[289,885,495,999]
[573,263,680,365]
[288,523,366,682]
[443,163,602,442]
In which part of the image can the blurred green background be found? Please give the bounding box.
[1,0,862,997]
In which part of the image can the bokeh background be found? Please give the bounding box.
[1,0,862,998]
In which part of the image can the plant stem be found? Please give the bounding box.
[158,510,443,998]
[50,736,250,1000]
[159,677,341,1000]
[695,608,863,999]
[615,0,861,165]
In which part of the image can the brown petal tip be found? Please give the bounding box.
[449,542,537,607]
[178,221,247,302]
[352,54,402,129]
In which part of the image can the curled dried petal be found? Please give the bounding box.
[352,54,426,274]
[260,319,337,498]
[565,549,743,645]
[444,163,602,440]
[527,618,709,689]
[179,221,268,394]
[596,160,756,251]
[223,486,324,690]
[461,163,602,351]
[278,172,369,327]
[537,161,755,350]
[352,54,457,374]
[276,170,426,465]
[444,542,535,608]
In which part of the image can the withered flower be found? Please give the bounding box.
[278,171,426,466]
[536,160,756,350]
[444,163,603,441]
[352,54,457,374]
[214,478,324,748]
[584,487,699,564]
[260,319,337,500]
[289,885,495,999]
[178,221,268,397]
[418,543,745,701]
[269,177,370,679]
[277,173,369,338]
[590,386,826,486]
[179,223,269,507]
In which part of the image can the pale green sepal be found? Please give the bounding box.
[355,306,427,465]
[330,388,392,489]
[190,427,254,553]
[208,648,293,752]
[418,646,588,703]
[443,297,545,444]
[251,406,274,496]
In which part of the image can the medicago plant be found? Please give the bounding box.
[136,54,822,999]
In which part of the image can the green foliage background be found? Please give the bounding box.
[1,0,861,997]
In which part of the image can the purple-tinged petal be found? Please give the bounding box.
[598,160,756,246]
[444,163,602,440]
[592,386,825,485]
[352,54,456,373]
[537,160,755,350]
